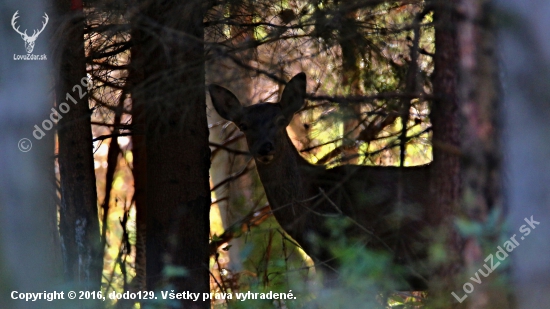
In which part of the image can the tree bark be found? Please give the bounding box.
[429,0,462,307]
[339,7,363,165]
[133,1,211,308]
[129,13,148,295]
[456,1,510,308]
[54,0,102,292]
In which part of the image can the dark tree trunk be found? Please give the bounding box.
[53,0,102,291]
[429,0,462,306]
[339,7,363,165]
[129,17,148,294]
[133,1,211,308]
[455,1,510,308]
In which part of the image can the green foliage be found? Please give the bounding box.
[163,265,188,278]
[216,216,428,308]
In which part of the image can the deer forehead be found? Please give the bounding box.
[240,103,285,126]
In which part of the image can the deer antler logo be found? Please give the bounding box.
[11,11,49,54]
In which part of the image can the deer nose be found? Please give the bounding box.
[258,142,274,156]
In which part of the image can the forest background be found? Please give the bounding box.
[1,0,549,308]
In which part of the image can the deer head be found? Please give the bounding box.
[209,73,307,164]
[11,11,49,54]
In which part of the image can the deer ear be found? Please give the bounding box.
[209,84,243,122]
[279,73,306,120]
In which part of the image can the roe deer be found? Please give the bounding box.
[209,73,432,289]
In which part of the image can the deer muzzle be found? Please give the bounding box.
[255,142,275,164]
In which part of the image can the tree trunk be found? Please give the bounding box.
[54,0,102,292]
[340,7,363,165]
[455,1,510,308]
[129,15,148,294]
[133,1,211,308]
[429,0,462,307]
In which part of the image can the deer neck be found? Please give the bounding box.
[253,133,314,223]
